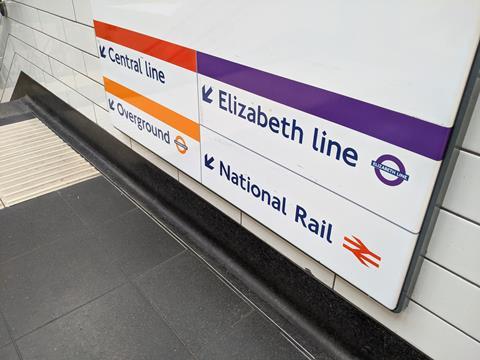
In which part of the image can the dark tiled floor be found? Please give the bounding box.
[16,284,194,360]
[0,344,19,360]
[0,176,307,359]
[136,251,253,354]
[97,208,184,278]
[0,315,10,348]
[58,176,136,228]
[0,233,125,338]
[198,311,309,360]
[0,192,92,263]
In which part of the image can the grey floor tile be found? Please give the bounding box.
[58,176,135,228]
[0,191,91,264]
[0,315,10,347]
[198,311,308,360]
[0,344,19,360]
[96,208,184,278]
[17,284,194,360]
[0,234,126,338]
[136,251,252,354]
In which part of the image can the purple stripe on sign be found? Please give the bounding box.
[197,52,451,161]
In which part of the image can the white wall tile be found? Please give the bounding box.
[241,213,335,287]
[93,104,131,147]
[1,54,19,102]
[2,39,15,70]
[9,19,36,47]
[2,54,44,101]
[63,20,97,56]
[83,52,102,83]
[0,64,8,90]
[38,10,66,41]
[16,0,76,20]
[73,71,106,108]
[9,37,51,74]
[7,1,41,30]
[34,30,86,73]
[66,89,95,121]
[427,210,480,286]
[43,71,70,104]
[45,69,95,121]
[16,53,44,84]
[49,57,75,88]
[412,259,480,341]
[72,0,94,26]
[179,172,241,222]
[334,277,480,360]
[443,151,480,224]
[9,36,28,57]
[1,86,14,102]
[131,140,178,179]
[0,17,11,51]
[32,28,49,50]
[21,59,46,86]
[463,92,480,154]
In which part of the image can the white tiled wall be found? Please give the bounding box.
[0,1,479,358]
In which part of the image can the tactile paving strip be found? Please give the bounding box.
[0,118,99,207]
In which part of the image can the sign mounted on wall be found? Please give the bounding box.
[92,0,480,310]
[94,21,201,180]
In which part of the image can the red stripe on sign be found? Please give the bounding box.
[93,20,196,72]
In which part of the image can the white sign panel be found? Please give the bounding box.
[95,22,201,180]
[198,74,441,233]
[201,127,418,308]
[92,0,480,310]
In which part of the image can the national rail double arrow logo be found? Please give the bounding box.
[343,235,381,268]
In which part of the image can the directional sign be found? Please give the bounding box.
[94,20,201,180]
[197,68,442,233]
[200,127,417,308]
[92,0,480,310]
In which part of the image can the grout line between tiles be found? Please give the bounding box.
[10,1,96,43]
[0,229,71,267]
[130,189,318,354]
[9,28,101,86]
[439,206,480,228]
[12,281,127,343]
[0,306,24,360]
[409,299,480,344]
[10,43,105,113]
[53,178,198,357]
[131,249,187,282]
[455,145,480,158]
[124,269,200,360]
[96,173,319,358]
[10,0,94,28]
[0,50,17,101]
[70,0,78,23]
[280,331,316,360]
[230,308,256,329]
[421,256,479,289]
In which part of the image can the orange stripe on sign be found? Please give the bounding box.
[104,77,200,142]
[94,20,196,72]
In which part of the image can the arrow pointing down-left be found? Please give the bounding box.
[204,154,215,170]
